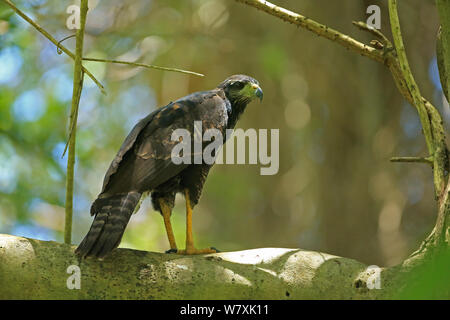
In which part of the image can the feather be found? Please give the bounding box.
[75,191,141,259]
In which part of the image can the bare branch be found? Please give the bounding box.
[388,0,434,156]
[64,0,88,245]
[435,1,450,101]
[352,21,391,46]
[1,0,106,94]
[234,0,384,63]
[390,156,433,165]
[82,57,204,77]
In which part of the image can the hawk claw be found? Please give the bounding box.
[210,247,221,253]
[165,248,178,254]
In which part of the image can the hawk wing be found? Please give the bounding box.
[98,88,230,199]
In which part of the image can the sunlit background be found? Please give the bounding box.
[0,0,447,267]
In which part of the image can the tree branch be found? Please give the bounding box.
[64,0,88,245]
[2,0,205,94]
[81,58,204,77]
[0,234,406,299]
[231,2,442,169]
[234,0,384,63]
[390,156,433,165]
[233,0,449,253]
[435,0,450,101]
[388,0,434,156]
[1,0,106,94]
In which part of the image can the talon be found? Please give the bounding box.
[210,247,220,253]
[165,248,178,254]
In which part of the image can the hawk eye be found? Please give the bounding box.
[231,81,245,89]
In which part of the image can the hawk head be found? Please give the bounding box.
[218,74,263,105]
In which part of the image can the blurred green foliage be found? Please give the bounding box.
[395,250,450,299]
[0,0,447,273]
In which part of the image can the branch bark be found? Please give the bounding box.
[81,58,204,77]
[388,0,434,156]
[0,234,411,299]
[436,0,450,101]
[63,0,88,245]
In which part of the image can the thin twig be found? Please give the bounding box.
[57,34,76,55]
[82,57,204,77]
[390,156,433,165]
[352,21,391,46]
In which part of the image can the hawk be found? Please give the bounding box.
[75,75,263,258]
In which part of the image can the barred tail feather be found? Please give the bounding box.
[75,191,141,259]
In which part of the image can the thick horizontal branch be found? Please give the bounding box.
[0,234,404,299]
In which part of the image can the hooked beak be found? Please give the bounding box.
[251,83,264,101]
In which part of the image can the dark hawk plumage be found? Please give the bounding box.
[75,74,262,259]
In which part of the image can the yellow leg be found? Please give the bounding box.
[159,199,177,251]
[185,189,194,250]
[177,189,217,255]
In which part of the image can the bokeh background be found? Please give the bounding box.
[0,0,447,267]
